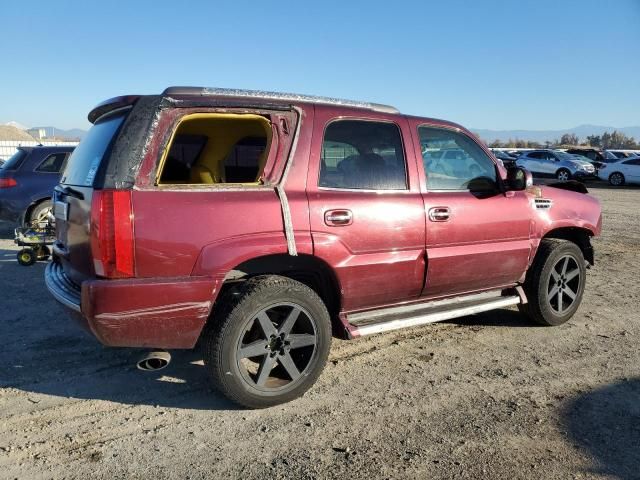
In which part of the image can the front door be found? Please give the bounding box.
[411,123,532,298]
[306,110,426,311]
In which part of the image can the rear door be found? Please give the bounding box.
[623,159,640,182]
[520,151,542,174]
[54,111,128,284]
[409,122,532,297]
[306,109,426,311]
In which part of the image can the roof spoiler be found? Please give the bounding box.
[88,95,141,123]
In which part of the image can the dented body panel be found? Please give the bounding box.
[81,275,222,348]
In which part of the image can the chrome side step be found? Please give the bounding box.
[347,290,523,337]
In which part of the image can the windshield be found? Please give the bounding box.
[60,112,127,186]
[0,149,28,171]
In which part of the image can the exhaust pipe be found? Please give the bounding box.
[136,350,171,372]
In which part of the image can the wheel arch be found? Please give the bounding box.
[541,227,594,265]
[212,254,344,335]
[608,171,625,184]
[22,197,52,225]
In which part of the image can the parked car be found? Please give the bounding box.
[0,146,75,225]
[563,148,608,170]
[607,150,632,159]
[516,149,595,181]
[46,87,602,408]
[598,156,640,186]
[491,149,517,168]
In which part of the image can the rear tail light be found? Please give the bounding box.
[90,190,135,278]
[0,178,17,188]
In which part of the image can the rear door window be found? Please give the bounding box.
[35,152,69,173]
[319,120,407,190]
[61,112,126,186]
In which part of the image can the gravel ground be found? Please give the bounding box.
[0,184,638,480]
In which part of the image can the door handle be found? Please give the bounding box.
[428,207,450,222]
[325,209,353,226]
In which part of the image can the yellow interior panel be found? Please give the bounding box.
[158,113,272,185]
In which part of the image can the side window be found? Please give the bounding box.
[319,120,407,190]
[528,151,544,159]
[36,153,68,173]
[419,126,497,192]
[158,113,273,185]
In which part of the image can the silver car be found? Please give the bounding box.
[516,149,595,181]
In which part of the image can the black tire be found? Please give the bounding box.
[17,248,36,266]
[29,200,53,226]
[556,168,571,181]
[203,275,332,409]
[519,239,586,326]
[35,245,51,261]
[609,172,625,186]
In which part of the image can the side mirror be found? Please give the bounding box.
[506,166,533,191]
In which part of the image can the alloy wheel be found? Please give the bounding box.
[235,303,318,391]
[547,255,581,314]
[610,173,623,186]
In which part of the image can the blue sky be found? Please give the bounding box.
[1,0,638,131]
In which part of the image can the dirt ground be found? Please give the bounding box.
[0,184,638,480]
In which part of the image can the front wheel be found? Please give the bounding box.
[519,239,586,326]
[609,172,625,186]
[556,168,571,182]
[203,275,332,408]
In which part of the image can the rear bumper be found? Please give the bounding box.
[45,261,222,349]
[45,261,82,312]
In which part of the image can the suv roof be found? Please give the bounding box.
[163,86,400,114]
[87,87,400,123]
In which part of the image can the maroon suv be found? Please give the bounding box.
[46,87,602,408]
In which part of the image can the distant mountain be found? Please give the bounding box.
[31,126,87,140]
[2,122,87,140]
[472,125,640,143]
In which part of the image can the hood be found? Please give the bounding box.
[568,159,592,168]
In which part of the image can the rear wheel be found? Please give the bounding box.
[203,275,332,408]
[29,200,52,226]
[556,168,571,181]
[519,239,586,326]
[609,172,625,186]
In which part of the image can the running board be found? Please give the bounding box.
[347,290,523,337]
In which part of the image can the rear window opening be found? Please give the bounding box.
[158,113,272,185]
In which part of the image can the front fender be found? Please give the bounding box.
[534,186,602,238]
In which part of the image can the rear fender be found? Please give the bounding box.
[191,231,314,277]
